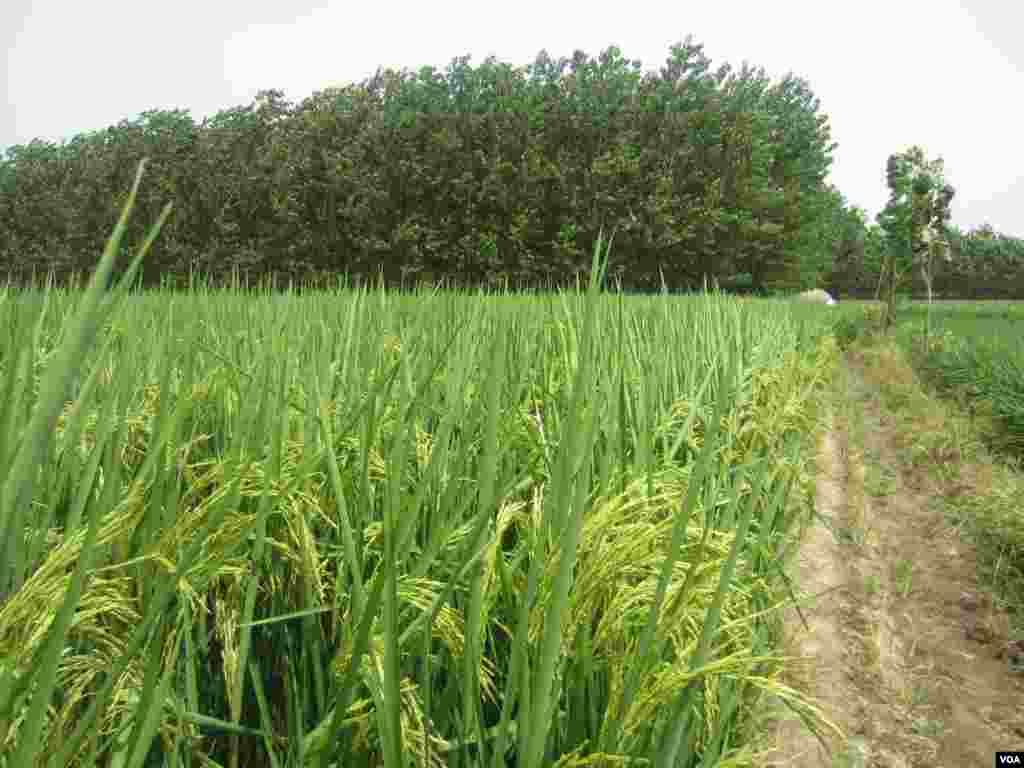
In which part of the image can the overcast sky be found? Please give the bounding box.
[4,0,1022,237]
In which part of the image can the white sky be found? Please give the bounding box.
[4,0,1022,237]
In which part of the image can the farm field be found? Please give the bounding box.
[6,279,1024,767]
[0,226,845,766]
[828,299,1024,456]
[894,299,1024,350]
[4,3,1024,758]
[845,298,1024,342]
[891,301,1024,458]
[1,191,1022,766]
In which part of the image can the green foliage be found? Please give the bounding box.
[0,186,845,765]
[11,45,1019,300]
[829,306,875,350]
[876,145,955,327]
[897,303,1024,458]
[823,301,900,350]
[0,40,840,295]
[825,218,1024,302]
[937,226,1024,299]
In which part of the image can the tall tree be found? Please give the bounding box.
[876,145,954,329]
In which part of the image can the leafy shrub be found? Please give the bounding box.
[831,306,881,349]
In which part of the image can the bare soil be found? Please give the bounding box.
[764,352,1024,767]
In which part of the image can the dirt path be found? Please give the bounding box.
[765,352,1024,767]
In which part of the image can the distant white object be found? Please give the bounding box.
[796,288,838,306]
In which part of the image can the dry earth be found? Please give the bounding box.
[764,352,1024,767]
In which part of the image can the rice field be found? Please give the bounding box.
[887,301,1024,457]
[0,169,844,766]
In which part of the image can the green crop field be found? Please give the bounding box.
[0,183,844,767]
[824,299,1024,458]
[893,302,1024,458]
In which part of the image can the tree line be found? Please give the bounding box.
[1,39,1021,298]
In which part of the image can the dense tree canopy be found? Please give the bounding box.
[1,40,1020,297]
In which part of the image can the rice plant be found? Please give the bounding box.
[0,162,842,767]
